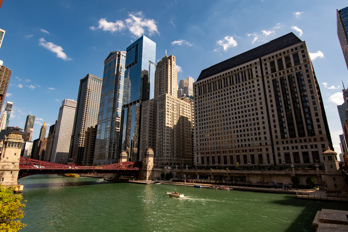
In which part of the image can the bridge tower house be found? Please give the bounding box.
[139,148,154,181]
[0,132,24,187]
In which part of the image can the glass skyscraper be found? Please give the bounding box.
[337,6,348,69]
[94,51,126,165]
[121,36,156,162]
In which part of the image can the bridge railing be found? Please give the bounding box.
[19,157,140,171]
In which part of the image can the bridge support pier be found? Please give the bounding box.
[139,148,154,180]
[0,132,24,189]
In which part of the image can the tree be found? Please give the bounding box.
[306,177,315,187]
[291,176,300,186]
[0,185,26,231]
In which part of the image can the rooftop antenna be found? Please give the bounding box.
[343,81,345,90]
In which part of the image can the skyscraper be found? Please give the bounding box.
[70,74,102,164]
[0,65,11,110]
[94,52,126,165]
[0,28,5,49]
[39,122,46,141]
[24,115,35,141]
[177,76,194,98]
[155,54,177,98]
[50,99,76,163]
[194,33,332,168]
[120,36,156,162]
[337,6,348,69]
[0,101,13,130]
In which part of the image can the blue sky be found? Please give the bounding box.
[0,0,347,153]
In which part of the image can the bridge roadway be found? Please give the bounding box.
[19,157,142,179]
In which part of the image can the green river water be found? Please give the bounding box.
[18,175,348,232]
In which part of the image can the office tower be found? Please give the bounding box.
[0,101,13,130]
[82,126,97,166]
[139,99,157,161]
[337,6,348,69]
[0,28,5,49]
[70,74,102,164]
[24,115,35,141]
[50,99,76,163]
[22,141,33,158]
[94,52,126,165]
[31,122,47,160]
[337,87,348,158]
[178,76,194,98]
[44,122,56,161]
[120,36,156,162]
[194,33,332,168]
[39,122,46,141]
[155,54,177,98]
[0,65,11,110]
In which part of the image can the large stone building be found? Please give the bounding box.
[94,52,126,165]
[44,122,56,162]
[337,6,348,69]
[194,32,332,168]
[0,65,11,111]
[70,74,102,164]
[82,126,97,166]
[50,99,76,163]
[155,54,177,98]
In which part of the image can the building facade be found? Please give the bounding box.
[194,33,332,168]
[82,126,97,166]
[155,54,177,98]
[178,76,194,98]
[44,122,56,162]
[94,52,126,165]
[70,74,102,164]
[24,115,35,141]
[121,36,156,162]
[337,6,348,69]
[50,99,76,163]
[0,101,13,130]
[0,64,11,110]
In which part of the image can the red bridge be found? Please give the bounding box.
[19,157,142,179]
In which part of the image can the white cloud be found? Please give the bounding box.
[25,34,33,39]
[6,93,12,97]
[293,11,303,18]
[55,99,60,103]
[247,23,281,44]
[39,37,72,61]
[36,117,44,121]
[90,18,125,32]
[170,19,176,27]
[328,92,344,105]
[125,12,159,37]
[262,30,274,37]
[91,12,159,38]
[291,26,303,36]
[309,51,324,60]
[171,40,192,46]
[40,28,50,34]
[35,121,43,126]
[322,82,341,90]
[28,85,36,90]
[48,87,56,90]
[217,36,238,51]
[176,65,182,73]
[25,79,31,82]
[18,84,23,88]
[15,77,22,81]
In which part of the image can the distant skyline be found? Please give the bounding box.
[0,0,347,153]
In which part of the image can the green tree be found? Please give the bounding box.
[291,176,300,186]
[0,185,26,231]
[306,177,315,187]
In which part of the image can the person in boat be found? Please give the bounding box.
[174,190,177,194]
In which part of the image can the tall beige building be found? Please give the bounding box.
[194,33,332,168]
[178,76,194,98]
[0,65,11,111]
[154,54,177,98]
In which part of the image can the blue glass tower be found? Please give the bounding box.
[337,6,348,69]
[94,51,126,165]
[121,36,156,161]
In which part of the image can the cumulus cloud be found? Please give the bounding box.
[18,84,23,88]
[48,87,56,90]
[216,36,237,51]
[35,121,43,126]
[309,51,324,60]
[39,37,72,61]
[247,23,281,44]
[36,117,44,121]
[171,40,192,46]
[40,28,50,34]
[28,85,36,90]
[125,12,159,37]
[293,11,303,18]
[322,82,341,90]
[89,18,125,32]
[176,65,182,73]
[6,93,12,97]
[328,92,344,105]
[291,26,303,36]
[90,12,159,37]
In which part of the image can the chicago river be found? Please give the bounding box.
[19,175,348,232]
